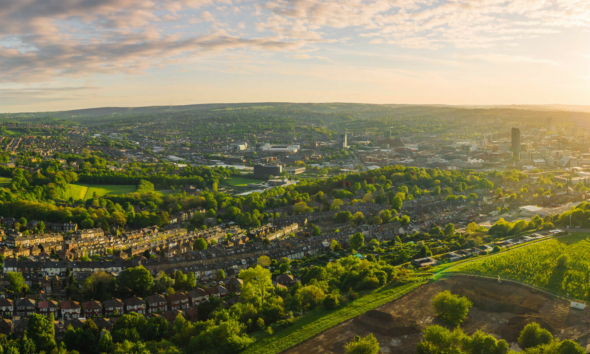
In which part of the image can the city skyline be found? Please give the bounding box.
[1,0,589,112]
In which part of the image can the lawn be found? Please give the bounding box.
[450,232,590,300]
[64,184,137,200]
[242,280,425,354]
[223,176,264,187]
[0,176,12,187]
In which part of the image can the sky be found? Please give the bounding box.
[0,0,589,113]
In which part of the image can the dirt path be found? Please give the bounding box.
[282,277,590,354]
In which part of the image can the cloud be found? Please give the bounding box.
[0,0,589,84]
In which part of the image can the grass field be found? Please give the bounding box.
[242,280,425,354]
[223,176,264,187]
[64,184,137,200]
[451,232,590,300]
[0,176,12,187]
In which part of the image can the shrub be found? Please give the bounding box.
[323,294,340,310]
[518,322,553,349]
[432,291,472,326]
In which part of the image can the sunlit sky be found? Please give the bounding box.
[0,0,589,113]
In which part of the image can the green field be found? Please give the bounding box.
[451,232,590,300]
[64,184,137,200]
[242,281,424,354]
[223,176,264,187]
[0,177,12,187]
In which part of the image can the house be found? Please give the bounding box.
[207,285,228,298]
[0,318,13,335]
[81,300,103,318]
[145,294,167,314]
[38,300,59,318]
[15,298,36,317]
[124,297,146,314]
[225,278,243,293]
[276,274,295,287]
[92,317,113,332]
[102,299,124,317]
[0,298,14,317]
[167,292,190,311]
[60,300,81,320]
[188,288,209,306]
[411,257,438,268]
[160,310,185,324]
[185,307,198,321]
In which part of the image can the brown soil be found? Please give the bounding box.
[282,277,590,354]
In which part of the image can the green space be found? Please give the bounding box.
[242,280,425,354]
[0,176,12,186]
[450,232,590,300]
[223,176,264,187]
[64,184,136,200]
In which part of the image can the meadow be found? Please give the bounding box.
[451,232,590,300]
[242,280,424,354]
[64,184,136,200]
[223,176,264,187]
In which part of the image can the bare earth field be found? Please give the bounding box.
[283,276,590,354]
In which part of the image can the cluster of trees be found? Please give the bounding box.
[416,322,584,354]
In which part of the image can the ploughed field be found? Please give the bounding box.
[283,277,590,354]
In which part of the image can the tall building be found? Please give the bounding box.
[338,133,348,149]
[253,164,282,178]
[511,127,521,160]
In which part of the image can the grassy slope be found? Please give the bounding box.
[0,177,12,186]
[64,184,136,200]
[450,232,590,300]
[242,280,425,354]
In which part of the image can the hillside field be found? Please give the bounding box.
[64,184,136,200]
[0,176,12,186]
[450,232,590,300]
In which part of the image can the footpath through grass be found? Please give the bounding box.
[242,280,425,354]
[450,232,590,300]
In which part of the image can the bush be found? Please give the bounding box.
[323,294,340,310]
[345,334,380,354]
[492,246,501,253]
[557,255,570,268]
[348,292,359,301]
[518,322,553,349]
[432,291,472,326]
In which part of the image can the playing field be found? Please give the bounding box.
[64,184,137,200]
[223,176,264,186]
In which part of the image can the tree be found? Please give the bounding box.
[345,334,380,354]
[392,196,403,211]
[311,226,321,236]
[518,322,553,350]
[330,199,344,211]
[118,266,154,296]
[217,269,226,280]
[557,340,585,354]
[330,239,339,251]
[27,313,57,353]
[240,265,273,307]
[257,255,271,268]
[98,330,114,353]
[193,238,208,251]
[443,223,455,237]
[432,291,472,326]
[335,211,353,223]
[349,233,365,250]
[418,245,432,258]
[7,272,25,293]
